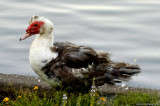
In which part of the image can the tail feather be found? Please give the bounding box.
[110,62,140,76]
[104,62,140,84]
[94,51,140,86]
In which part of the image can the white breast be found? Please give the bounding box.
[29,34,60,87]
[29,44,57,72]
[29,35,58,71]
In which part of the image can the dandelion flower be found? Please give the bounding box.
[17,96,21,98]
[34,86,38,90]
[100,97,106,101]
[3,97,9,102]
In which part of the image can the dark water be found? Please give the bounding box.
[0,0,160,89]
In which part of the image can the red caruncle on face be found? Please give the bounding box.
[26,21,44,36]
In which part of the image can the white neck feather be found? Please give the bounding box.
[34,33,53,47]
[29,32,58,73]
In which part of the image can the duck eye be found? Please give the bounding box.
[34,23,38,26]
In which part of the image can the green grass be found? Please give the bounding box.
[112,91,160,106]
[0,87,160,106]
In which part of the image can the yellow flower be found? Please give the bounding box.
[3,97,9,102]
[34,86,38,90]
[17,96,21,98]
[100,97,106,101]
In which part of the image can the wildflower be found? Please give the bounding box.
[91,89,96,96]
[17,96,21,98]
[90,77,96,96]
[91,89,96,93]
[91,85,95,89]
[100,97,106,101]
[3,97,9,102]
[34,86,38,90]
[63,94,67,100]
[62,93,67,105]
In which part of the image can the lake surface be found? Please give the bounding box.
[0,0,160,89]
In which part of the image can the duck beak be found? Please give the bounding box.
[19,32,30,41]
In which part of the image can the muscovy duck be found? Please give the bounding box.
[20,15,140,93]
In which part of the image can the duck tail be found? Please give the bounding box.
[95,51,140,85]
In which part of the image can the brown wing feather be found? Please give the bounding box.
[43,42,141,93]
[53,42,98,68]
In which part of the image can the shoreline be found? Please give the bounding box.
[0,73,159,95]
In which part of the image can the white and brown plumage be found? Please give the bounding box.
[20,15,140,93]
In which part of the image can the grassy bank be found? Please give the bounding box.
[0,86,160,106]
